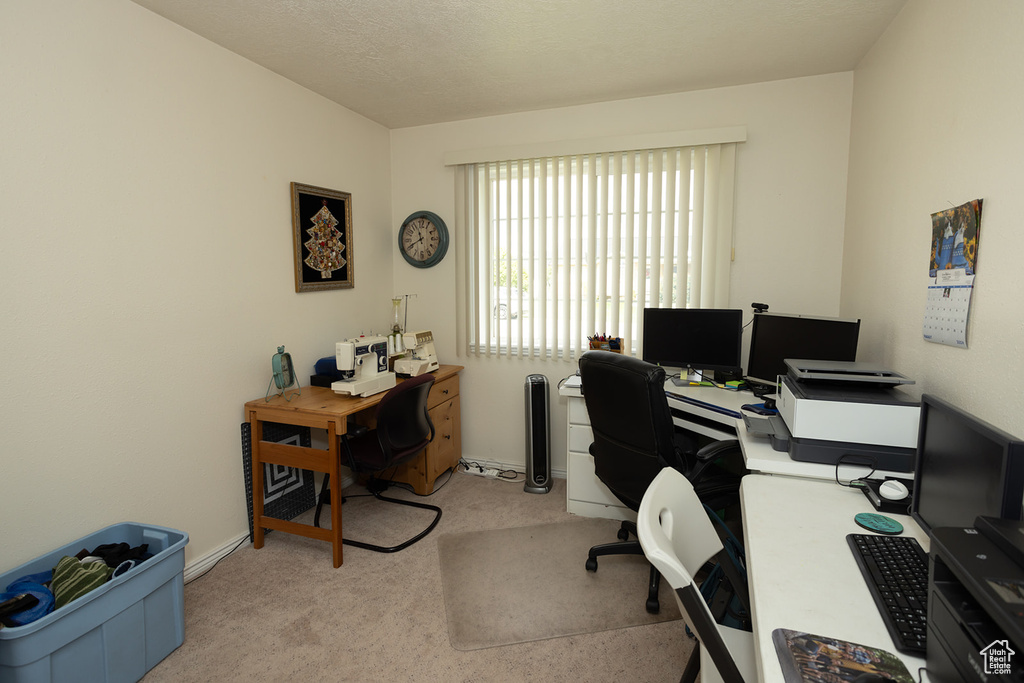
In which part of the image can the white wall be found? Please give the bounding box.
[843,0,1024,433]
[0,0,393,570]
[391,73,855,473]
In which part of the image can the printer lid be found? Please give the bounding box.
[784,359,915,386]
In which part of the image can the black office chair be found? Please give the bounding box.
[578,350,745,614]
[313,373,442,553]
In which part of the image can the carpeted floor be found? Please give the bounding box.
[438,518,681,650]
[142,473,693,682]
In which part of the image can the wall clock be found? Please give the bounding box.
[399,211,449,268]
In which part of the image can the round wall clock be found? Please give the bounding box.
[399,211,449,268]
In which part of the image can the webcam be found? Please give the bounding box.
[752,302,769,313]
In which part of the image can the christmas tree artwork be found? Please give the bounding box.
[304,200,346,278]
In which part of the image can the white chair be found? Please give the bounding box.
[637,467,756,683]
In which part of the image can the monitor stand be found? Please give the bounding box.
[670,368,712,386]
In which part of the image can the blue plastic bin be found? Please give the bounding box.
[0,522,188,683]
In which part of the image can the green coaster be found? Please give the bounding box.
[854,512,904,535]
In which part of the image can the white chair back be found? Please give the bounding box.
[637,468,756,683]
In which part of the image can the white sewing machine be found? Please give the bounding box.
[331,335,397,397]
[393,330,439,376]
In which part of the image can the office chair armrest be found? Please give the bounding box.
[690,439,742,481]
[695,439,740,463]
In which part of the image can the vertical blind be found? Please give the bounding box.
[454,142,738,360]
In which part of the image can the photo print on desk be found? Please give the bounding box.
[923,198,982,348]
[291,182,354,292]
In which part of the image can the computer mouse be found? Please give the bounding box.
[879,479,909,501]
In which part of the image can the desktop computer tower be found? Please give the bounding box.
[524,374,552,494]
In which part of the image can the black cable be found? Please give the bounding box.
[185,535,249,584]
[833,453,877,488]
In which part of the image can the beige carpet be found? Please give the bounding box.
[438,518,681,650]
[142,475,693,682]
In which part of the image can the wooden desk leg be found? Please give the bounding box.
[329,422,343,568]
[251,416,265,550]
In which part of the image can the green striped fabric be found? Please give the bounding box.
[51,556,114,609]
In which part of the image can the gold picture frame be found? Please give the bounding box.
[291,182,353,292]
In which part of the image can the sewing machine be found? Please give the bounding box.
[331,335,397,397]
[393,330,439,376]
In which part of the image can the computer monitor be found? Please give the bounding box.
[911,393,1024,537]
[745,312,861,387]
[641,308,743,378]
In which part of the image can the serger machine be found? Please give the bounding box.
[331,335,396,397]
[394,330,439,376]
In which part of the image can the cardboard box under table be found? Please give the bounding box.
[0,522,188,683]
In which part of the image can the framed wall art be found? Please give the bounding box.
[291,182,353,292]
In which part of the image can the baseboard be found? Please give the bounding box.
[184,531,249,584]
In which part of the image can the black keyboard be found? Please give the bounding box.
[847,533,929,654]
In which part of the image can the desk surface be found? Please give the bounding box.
[740,474,929,682]
[559,377,894,481]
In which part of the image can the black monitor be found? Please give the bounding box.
[745,312,861,387]
[641,308,743,377]
[911,394,1024,537]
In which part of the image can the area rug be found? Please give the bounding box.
[437,517,681,650]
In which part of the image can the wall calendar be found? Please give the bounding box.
[923,199,982,348]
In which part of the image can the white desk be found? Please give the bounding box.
[558,378,902,513]
[740,474,929,682]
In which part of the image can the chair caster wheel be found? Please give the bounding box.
[617,528,630,541]
[646,598,660,614]
[585,557,598,572]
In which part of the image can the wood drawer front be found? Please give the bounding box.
[567,451,627,508]
[428,375,459,410]
[427,396,460,473]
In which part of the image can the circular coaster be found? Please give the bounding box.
[854,512,904,535]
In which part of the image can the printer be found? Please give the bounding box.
[928,516,1024,681]
[772,359,920,471]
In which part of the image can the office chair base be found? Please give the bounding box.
[585,524,662,614]
[342,491,442,553]
[313,476,443,553]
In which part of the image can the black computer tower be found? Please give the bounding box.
[524,374,552,493]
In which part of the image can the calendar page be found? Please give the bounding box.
[923,199,982,348]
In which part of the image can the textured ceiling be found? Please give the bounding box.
[130,0,906,129]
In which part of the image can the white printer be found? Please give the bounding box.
[775,359,920,472]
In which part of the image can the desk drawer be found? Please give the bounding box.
[568,397,590,426]
[568,423,594,453]
[428,375,459,410]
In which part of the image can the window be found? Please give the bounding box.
[452,134,741,360]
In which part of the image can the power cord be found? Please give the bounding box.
[185,535,248,585]
[833,454,878,489]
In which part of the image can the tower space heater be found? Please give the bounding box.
[524,374,552,493]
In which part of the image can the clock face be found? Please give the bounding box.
[399,211,449,268]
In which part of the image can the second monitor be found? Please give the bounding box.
[746,312,861,393]
[641,307,743,382]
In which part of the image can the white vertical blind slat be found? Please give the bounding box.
[608,152,622,336]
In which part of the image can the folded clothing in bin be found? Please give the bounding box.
[0,574,53,628]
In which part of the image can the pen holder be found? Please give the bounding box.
[589,337,624,353]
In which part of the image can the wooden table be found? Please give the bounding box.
[244,364,463,567]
